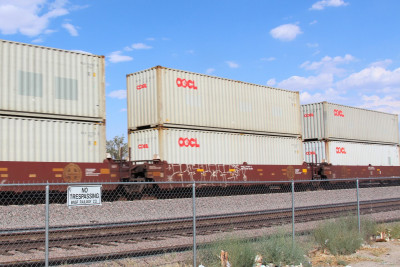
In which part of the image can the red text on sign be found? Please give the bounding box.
[336,147,346,154]
[137,84,147,90]
[178,137,200,148]
[334,109,344,117]
[176,78,197,89]
[138,144,149,149]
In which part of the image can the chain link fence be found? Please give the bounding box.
[1,177,400,266]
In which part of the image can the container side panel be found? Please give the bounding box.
[0,40,105,119]
[127,66,301,135]
[0,116,105,162]
[129,128,303,165]
[303,140,399,166]
[127,68,158,128]
[302,102,399,144]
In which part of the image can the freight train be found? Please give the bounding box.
[0,40,399,197]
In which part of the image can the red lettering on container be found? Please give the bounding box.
[304,113,314,117]
[176,78,198,90]
[336,147,346,154]
[137,84,147,90]
[178,137,200,147]
[305,151,316,155]
[138,144,149,149]
[334,109,344,117]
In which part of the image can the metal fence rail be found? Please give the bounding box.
[1,177,400,266]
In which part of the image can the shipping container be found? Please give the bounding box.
[127,66,301,136]
[129,128,303,165]
[0,115,105,162]
[301,102,399,144]
[0,39,105,121]
[303,140,400,166]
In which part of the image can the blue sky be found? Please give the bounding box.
[1,0,399,140]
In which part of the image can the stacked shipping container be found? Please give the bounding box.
[127,66,303,166]
[0,40,106,163]
[301,102,400,166]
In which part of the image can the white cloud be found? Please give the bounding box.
[226,61,239,68]
[306,43,319,48]
[131,43,152,50]
[301,88,346,104]
[267,79,276,86]
[274,56,400,117]
[206,68,215,75]
[32,37,44,43]
[359,95,400,115]
[310,20,318,25]
[62,22,78,36]
[278,73,334,91]
[300,54,355,75]
[0,0,69,36]
[261,57,276,61]
[270,23,302,42]
[310,0,349,10]
[146,37,155,41]
[120,108,127,112]
[336,66,400,91]
[369,59,392,68]
[108,90,127,99]
[108,51,133,63]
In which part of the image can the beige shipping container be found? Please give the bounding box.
[129,128,303,165]
[0,115,106,162]
[0,39,105,121]
[302,102,399,144]
[303,140,400,166]
[127,66,301,136]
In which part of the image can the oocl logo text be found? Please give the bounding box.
[178,137,200,148]
[176,78,197,90]
[336,147,346,154]
[138,144,149,149]
[304,113,314,117]
[305,151,316,155]
[334,109,344,117]
[136,83,147,90]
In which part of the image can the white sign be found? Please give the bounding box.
[67,185,102,207]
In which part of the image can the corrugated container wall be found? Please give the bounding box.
[303,141,400,166]
[127,66,301,136]
[302,102,399,144]
[129,128,303,165]
[0,39,105,121]
[0,116,106,162]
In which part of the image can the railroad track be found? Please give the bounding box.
[1,197,400,266]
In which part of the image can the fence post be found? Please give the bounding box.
[192,182,197,267]
[291,181,295,248]
[356,179,361,233]
[45,183,50,267]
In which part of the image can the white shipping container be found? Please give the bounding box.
[302,102,399,144]
[129,128,303,165]
[0,39,105,120]
[0,116,105,162]
[303,141,400,166]
[127,66,301,136]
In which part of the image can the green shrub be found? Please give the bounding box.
[198,236,256,267]
[313,216,369,255]
[260,232,309,266]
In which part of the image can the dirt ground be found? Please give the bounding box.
[310,239,400,266]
